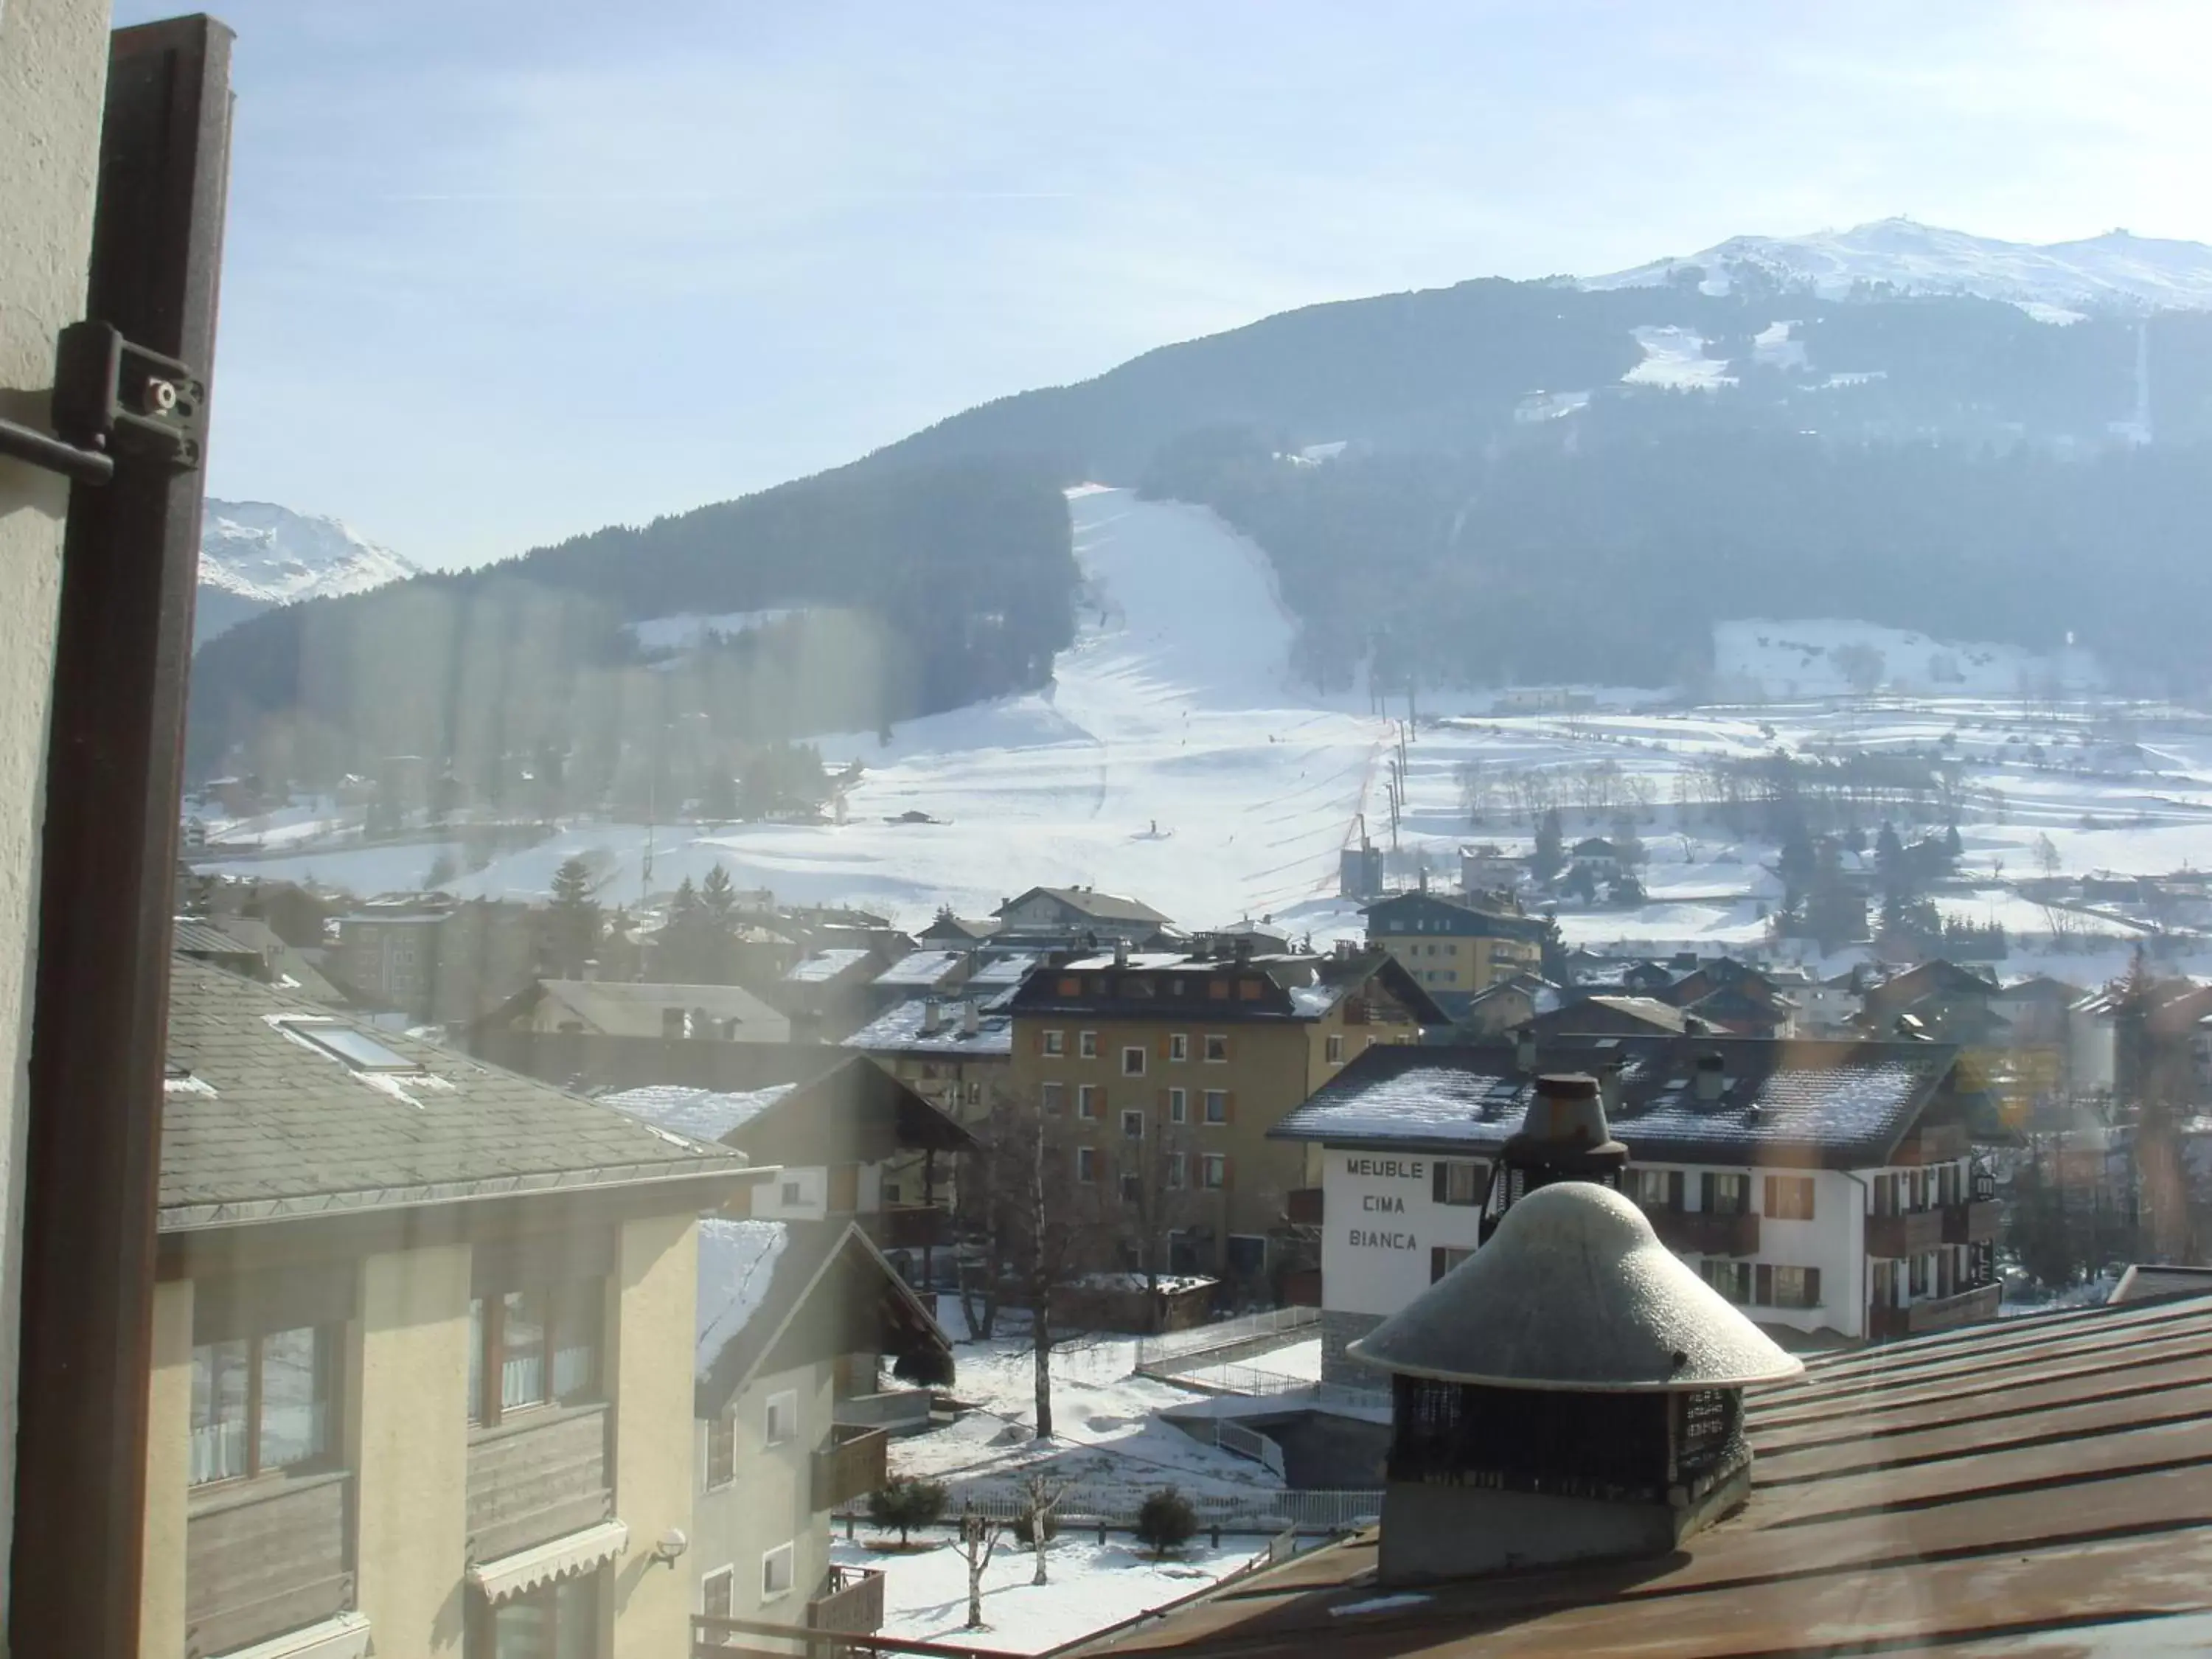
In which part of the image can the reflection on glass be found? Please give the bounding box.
[552,1283,598,1402]
[491,1594,551,1659]
[258,1325,327,1471]
[468,1298,484,1423]
[555,1573,597,1659]
[189,1338,250,1485]
[501,1290,546,1410]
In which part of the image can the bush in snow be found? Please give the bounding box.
[1134,1486,1198,1558]
[1009,1506,1060,1546]
[869,1478,948,1545]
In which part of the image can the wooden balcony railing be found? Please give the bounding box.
[466,1402,612,1563]
[1892,1121,1971,1164]
[1285,1187,1324,1226]
[184,1468,352,1659]
[1647,1207,1760,1257]
[809,1564,888,1635]
[1942,1197,2002,1245]
[1865,1208,1946,1259]
[813,1425,889,1512]
[876,1203,950,1251]
[1869,1279,2001,1341]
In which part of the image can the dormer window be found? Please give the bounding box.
[270,1017,419,1073]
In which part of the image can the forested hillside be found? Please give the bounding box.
[187,459,1076,799]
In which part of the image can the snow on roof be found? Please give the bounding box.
[844,999,1012,1056]
[873,950,967,987]
[782,948,872,983]
[601,1082,795,1144]
[968,953,1040,986]
[695,1218,790,1378]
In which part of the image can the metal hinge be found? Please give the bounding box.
[0,320,206,487]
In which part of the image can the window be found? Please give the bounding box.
[1168,1086,1187,1123]
[1764,1175,1817,1220]
[1700,1260,1753,1304]
[1200,1153,1227,1189]
[1077,1083,1100,1119]
[1121,1107,1144,1139]
[1041,1080,1065,1114]
[703,1566,735,1621]
[470,1279,602,1425]
[1043,1029,1065,1056]
[1079,1030,1098,1058]
[1169,1033,1189,1062]
[1203,1088,1228,1124]
[1225,1234,1267,1275]
[706,1408,736,1489]
[780,1180,804,1206]
[1077,1147,1097,1183]
[189,1325,335,1486]
[1433,1158,1486,1206]
[474,1568,600,1658]
[1122,1045,1146,1077]
[1121,1172,1143,1204]
[1430,1245,1474,1283]
[1207,981,1229,1001]
[1203,1034,1228,1061]
[1326,1034,1344,1064]
[1167,1153,1187,1189]
[765,1388,799,1444]
[1237,979,1262,1001]
[1055,978,1080,996]
[762,1543,796,1600]
[272,1015,418,1073]
[1703,1172,1752,1216]
[1629,1167,1684,1211]
[1770,1265,1823,1309]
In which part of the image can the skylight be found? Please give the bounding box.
[274,1018,421,1073]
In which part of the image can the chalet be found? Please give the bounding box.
[1520,995,1708,1041]
[917,913,1002,947]
[145,960,760,1658]
[1568,837,1624,879]
[486,977,792,1044]
[992,885,1175,946]
[1361,888,1550,1016]
[1450,973,1561,1039]
[1273,1034,1994,1382]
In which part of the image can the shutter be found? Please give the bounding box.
[1754,1264,1773,1307]
[1668,1170,1685,1210]
[1804,1267,1822,1307]
[1223,1091,1236,1124]
[1158,1034,1170,1059]
[1433,1162,1447,1205]
[1034,1026,1046,1054]
[1762,1175,1776,1217]
[1220,1154,1234,1189]
[1700,1172,1716,1212]
[1430,1247,1448,1284]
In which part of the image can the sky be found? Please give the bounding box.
[111,0,2212,571]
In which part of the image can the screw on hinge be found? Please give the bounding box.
[142,379,178,417]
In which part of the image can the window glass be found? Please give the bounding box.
[1168,1087,1187,1122]
[1204,1089,1228,1124]
[257,1325,329,1472]
[189,1338,250,1485]
[1203,1034,1228,1061]
[552,1281,600,1402]
[501,1289,549,1410]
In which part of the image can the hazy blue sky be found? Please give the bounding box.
[115,0,2212,569]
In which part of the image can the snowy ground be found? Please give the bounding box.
[830,1531,1259,1654]
[193,489,2212,981]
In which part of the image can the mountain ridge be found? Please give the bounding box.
[197,499,419,646]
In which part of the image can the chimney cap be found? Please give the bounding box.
[1503,1072,1628,1160]
[1349,1183,1801,1393]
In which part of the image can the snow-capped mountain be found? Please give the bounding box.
[1586,218,2212,313]
[196,499,418,645]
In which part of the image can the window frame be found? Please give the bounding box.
[705,1406,737,1489]
[1040,1079,1065,1115]
[765,1388,799,1446]
[1077,1147,1098,1183]
[1326,1034,1345,1064]
[1077,1083,1100,1119]
[1121,1045,1146,1077]
[189,1323,339,1489]
[1168,1086,1187,1124]
[1200,1152,1227,1189]
[703,1564,736,1621]
[761,1541,796,1601]
[1203,1088,1228,1124]
[1043,1029,1065,1057]
[1120,1107,1144,1140]
[1203,1034,1228,1062]
[1169,1033,1189,1062]
[469,1278,604,1429]
[1763,1173,1817,1221]
[1078,1030,1098,1059]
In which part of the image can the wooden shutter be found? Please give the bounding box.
[1668,1169,1685,1210]
[1754,1263,1774,1307]
[1220,1154,1234,1189]
[1762,1175,1777,1217]
[1430,1247,1449,1284]
[1158,1033,1170,1059]
[1804,1267,1822,1307]
[1222,1091,1236,1124]
[1432,1163,1447,1204]
[1700,1172,1716,1212]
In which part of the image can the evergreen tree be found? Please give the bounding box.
[547,857,602,976]
[659,877,712,983]
[1944,821,1965,861]
[1532,808,1565,884]
[700,863,737,930]
[1777,820,1817,913]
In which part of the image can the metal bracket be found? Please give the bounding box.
[0,320,207,487]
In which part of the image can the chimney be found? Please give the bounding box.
[1694,1051,1726,1103]
[920,998,942,1035]
[1514,1024,1537,1074]
[1349,1183,1802,1584]
[1113,937,1130,968]
[1481,1073,1631,1244]
[959,1000,980,1037]
[1233,936,1253,964]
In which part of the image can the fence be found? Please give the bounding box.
[1132,1306,1318,1374]
[848,1481,1381,1536]
[1159,1363,1391,1414]
[1211,1419,1287,1480]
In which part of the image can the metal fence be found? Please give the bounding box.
[1132,1306,1318,1372]
[1211,1418,1287,1480]
[849,1481,1381,1536]
[1161,1363,1391,1413]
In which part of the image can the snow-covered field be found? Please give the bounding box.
[193,488,2212,982]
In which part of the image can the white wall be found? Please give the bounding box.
[692,1357,834,1634]
[1318,1148,1486,1318]
[0,0,111,1601]
[752,1166,828,1221]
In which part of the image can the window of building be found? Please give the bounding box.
[1430,1245,1474,1283]
[1121,1045,1145,1076]
[1203,1088,1228,1124]
[272,1015,420,1074]
[1168,1087,1187,1123]
[1433,1159,1486,1206]
[1077,1147,1098,1183]
[473,1568,600,1658]
[469,1279,602,1426]
[1077,1083,1100,1119]
[1121,1172,1143,1204]
[765,1388,799,1444]
[1079,1030,1098,1058]
[762,1542,796,1600]
[1121,1107,1144,1139]
[1203,1034,1228,1062]
[706,1408,736,1488]
[1237,980,1262,1001]
[703,1566,735,1621]
[1225,1234,1266,1275]
[1764,1175,1817,1220]
[1700,1260,1753,1304]
[779,1180,804,1206]
[1041,1081,1065,1114]
[189,1324,335,1486]
[1326,1034,1344,1064]
[1167,1153,1187,1189]
[1169,1033,1189,1062]
[1767,1265,1823,1309]
[1208,981,1230,1001]
[1628,1167,1685,1211]
[1200,1153,1227,1189]
[1043,1029,1065,1056]
[1056,977,1080,995]
[1703,1172,1752,1217]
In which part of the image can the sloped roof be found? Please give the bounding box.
[998,886,1172,925]
[610,1054,979,1161]
[1105,1296,2212,1657]
[598,1082,797,1142]
[872,950,970,988]
[780,948,874,984]
[1270,1036,1961,1169]
[845,998,1014,1058]
[161,961,754,1231]
[535,978,787,1038]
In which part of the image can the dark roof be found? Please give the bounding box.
[1862,957,2000,1013]
[161,960,753,1230]
[173,917,262,964]
[1104,1296,2212,1657]
[1361,889,1551,940]
[1009,947,1445,1027]
[998,886,1172,925]
[1269,1035,1960,1169]
[2109,1263,2212,1306]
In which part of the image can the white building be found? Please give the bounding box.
[1273,1035,1998,1382]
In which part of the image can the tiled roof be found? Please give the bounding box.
[844,998,1014,1057]
[872,950,970,987]
[535,978,787,1037]
[1099,1296,2212,1657]
[1270,1037,1959,1169]
[999,886,1172,925]
[160,961,752,1231]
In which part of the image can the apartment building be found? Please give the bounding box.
[1006,944,1441,1290]
[146,960,762,1659]
[1361,888,1548,1017]
[1273,1034,1997,1382]
[845,994,1014,1127]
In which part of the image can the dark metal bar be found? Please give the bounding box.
[0,415,115,484]
[10,15,232,1659]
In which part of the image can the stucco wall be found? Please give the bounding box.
[137,1276,193,1659]
[608,1211,700,1659]
[353,1242,473,1656]
[0,0,111,1607]
[692,1357,833,1634]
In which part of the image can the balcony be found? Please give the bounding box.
[809,1564,888,1635]
[1870,1280,2002,1340]
[874,1203,950,1251]
[1865,1208,1946,1259]
[1942,1197,2002,1245]
[1893,1121,1971,1164]
[467,1403,613,1563]
[185,1470,353,1658]
[813,1425,889,1512]
[1647,1207,1761,1257]
[1285,1187,1324,1226]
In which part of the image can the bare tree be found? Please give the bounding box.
[2032,832,2062,878]
[1022,1471,1074,1586]
[977,1090,1102,1440]
[1116,1110,1204,1321]
[957,1509,1006,1628]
